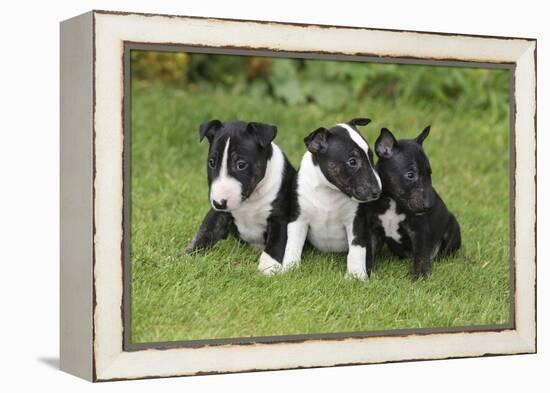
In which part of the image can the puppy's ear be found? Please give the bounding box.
[375,128,397,159]
[304,127,329,154]
[247,122,277,148]
[415,125,430,145]
[199,120,222,143]
[348,118,371,127]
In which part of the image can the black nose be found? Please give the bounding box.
[371,190,381,200]
[213,199,227,210]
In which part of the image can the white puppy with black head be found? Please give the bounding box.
[282,118,382,280]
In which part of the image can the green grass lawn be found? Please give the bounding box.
[130,74,510,344]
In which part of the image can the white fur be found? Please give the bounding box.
[337,123,382,189]
[299,153,359,252]
[346,244,367,281]
[379,199,406,243]
[257,251,281,275]
[283,152,362,274]
[282,219,308,270]
[210,138,242,211]
[231,143,285,248]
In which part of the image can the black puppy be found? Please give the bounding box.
[182,120,296,274]
[365,126,461,278]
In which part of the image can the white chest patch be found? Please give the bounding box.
[232,210,269,248]
[306,198,357,252]
[296,153,358,252]
[378,199,406,243]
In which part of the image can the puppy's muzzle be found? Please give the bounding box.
[370,190,381,200]
[353,188,381,203]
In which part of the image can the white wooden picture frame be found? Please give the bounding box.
[60,10,536,381]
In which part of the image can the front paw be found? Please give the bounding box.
[345,269,368,282]
[412,258,432,279]
[281,258,300,273]
[181,237,200,256]
[180,243,195,256]
[258,252,282,276]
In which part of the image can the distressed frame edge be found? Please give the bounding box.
[91,8,537,42]
[96,330,534,381]
[512,40,537,354]
[122,41,517,352]
[59,10,95,382]
[97,348,536,383]
[89,11,537,382]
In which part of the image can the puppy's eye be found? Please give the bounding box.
[406,171,415,180]
[236,160,248,171]
[208,158,217,168]
[347,158,358,167]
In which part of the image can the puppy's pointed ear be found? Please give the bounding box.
[415,125,431,145]
[199,120,222,143]
[304,127,329,154]
[247,122,277,148]
[348,118,371,127]
[375,128,397,159]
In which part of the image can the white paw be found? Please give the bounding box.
[258,252,282,276]
[345,269,368,281]
[346,245,367,281]
[281,258,300,273]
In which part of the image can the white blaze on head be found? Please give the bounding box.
[337,123,382,190]
[210,137,243,211]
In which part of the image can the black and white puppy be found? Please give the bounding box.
[281,118,382,280]
[183,120,297,275]
[367,126,461,278]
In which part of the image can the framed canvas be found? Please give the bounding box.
[60,10,537,382]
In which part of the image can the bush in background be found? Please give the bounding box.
[131,50,509,119]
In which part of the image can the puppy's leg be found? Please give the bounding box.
[181,209,232,255]
[258,217,287,275]
[410,231,432,279]
[365,230,382,278]
[412,255,431,278]
[281,218,309,272]
[364,210,383,278]
[345,224,368,281]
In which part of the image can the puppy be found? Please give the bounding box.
[281,118,382,280]
[367,126,461,278]
[183,120,297,275]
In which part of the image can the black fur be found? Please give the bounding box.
[262,157,296,262]
[366,126,461,279]
[304,118,381,202]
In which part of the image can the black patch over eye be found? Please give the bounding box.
[236,160,248,171]
[208,157,217,168]
[347,157,358,167]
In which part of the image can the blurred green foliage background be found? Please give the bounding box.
[131,51,509,118]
